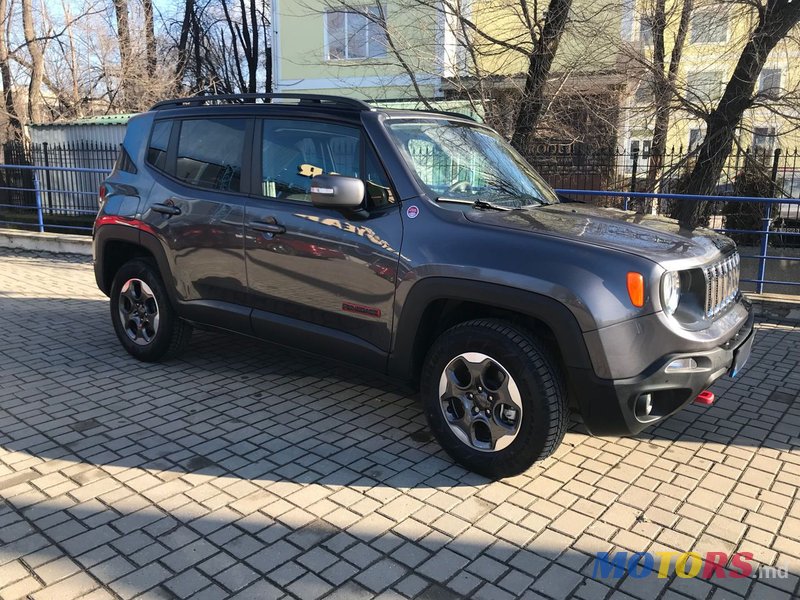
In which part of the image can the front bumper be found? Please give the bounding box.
[570,303,756,436]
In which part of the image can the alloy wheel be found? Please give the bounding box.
[118,278,160,346]
[438,352,523,452]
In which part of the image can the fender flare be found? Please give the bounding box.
[93,224,178,306]
[387,277,602,381]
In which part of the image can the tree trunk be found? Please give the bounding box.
[646,0,692,195]
[143,0,156,77]
[221,0,247,92]
[0,0,21,136]
[510,0,572,154]
[113,0,132,102]
[174,0,195,92]
[676,0,800,227]
[249,0,258,93]
[262,5,272,93]
[63,2,82,117]
[192,6,203,90]
[21,0,44,124]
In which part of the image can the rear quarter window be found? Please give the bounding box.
[147,120,171,172]
[114,144,137,174]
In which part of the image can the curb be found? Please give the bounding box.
[0,228,92,256]
[744,292,800,323]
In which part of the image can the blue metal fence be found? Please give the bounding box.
[0,163,109,234]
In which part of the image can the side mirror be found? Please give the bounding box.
[311,174,365,209]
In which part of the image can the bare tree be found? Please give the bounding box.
[316,0,619,153]
[174,0,195,90]
[675,0,800,226]
[0,0,21,137]
[143,0,156,76]
[167,0,272,95]
[642,0,693,192]
[112,0,132,101]
[21,0,45,124]
[61,0,82,115]
[509,0,573,152]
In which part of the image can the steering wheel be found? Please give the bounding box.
[447,180,472,194]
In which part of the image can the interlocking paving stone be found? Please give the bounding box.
[0,249,798,599]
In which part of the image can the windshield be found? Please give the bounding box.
[385,118,559,208]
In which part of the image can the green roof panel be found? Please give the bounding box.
[30,113,136,128]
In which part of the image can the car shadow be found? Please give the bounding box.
[0,295,798,497]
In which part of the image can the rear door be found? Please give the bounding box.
[143,117,252,329]
[244,117,403,367]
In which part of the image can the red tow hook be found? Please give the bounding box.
[694,390,716,405]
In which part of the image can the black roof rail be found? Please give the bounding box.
[149,93,374,111]
[412,108,476,122]
[366,99,476,122]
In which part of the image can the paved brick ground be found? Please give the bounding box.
[0,248,798,600]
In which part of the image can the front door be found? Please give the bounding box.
[244,118,403,368]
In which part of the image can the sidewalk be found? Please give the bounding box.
[0,249,797,600]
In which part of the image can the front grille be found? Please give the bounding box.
[704,252,740,318]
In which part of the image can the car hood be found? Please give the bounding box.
[464,203,736,266]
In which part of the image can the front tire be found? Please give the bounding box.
[109,259,192,362]
[421,319,567,479]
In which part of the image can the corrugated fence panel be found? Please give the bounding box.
[29,124,127,148]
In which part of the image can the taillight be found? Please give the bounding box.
[99,183,107,204]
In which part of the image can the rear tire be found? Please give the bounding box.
[421,318,567,479]
[109,259,192,362]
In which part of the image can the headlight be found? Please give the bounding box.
[661,271,681,315]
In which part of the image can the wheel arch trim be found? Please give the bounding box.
[387,277,602,381]
[93,225,178,307]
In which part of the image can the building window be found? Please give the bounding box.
[325,8,387,60]
[687,70,723,101]
[689,128,703,151]
[690,10,727,44]
[631,139,651,159]
[639,17,653,45]
[753,127,776,152]
[759,69,782,95]
[634,79,652,104]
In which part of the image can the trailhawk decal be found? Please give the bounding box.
[342,302,382,318]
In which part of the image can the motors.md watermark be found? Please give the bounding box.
[593,551,790,580]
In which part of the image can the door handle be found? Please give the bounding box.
[250,220,286,234]
[152,202,181,216]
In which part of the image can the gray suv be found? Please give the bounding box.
[94,94,755,478]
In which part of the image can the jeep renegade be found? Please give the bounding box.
[94,94,756,478]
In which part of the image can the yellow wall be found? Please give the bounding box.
[470,0,622,77]
[276,0,624,97]
[276,0,441,98]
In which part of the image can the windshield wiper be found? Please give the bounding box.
[436,197,511,211]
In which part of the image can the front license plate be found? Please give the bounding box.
[729,330,756,378]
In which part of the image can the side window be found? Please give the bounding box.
[261,120,360,203]
[176,118,246,192]
[147,120,171,172]
[365,145,396,209]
